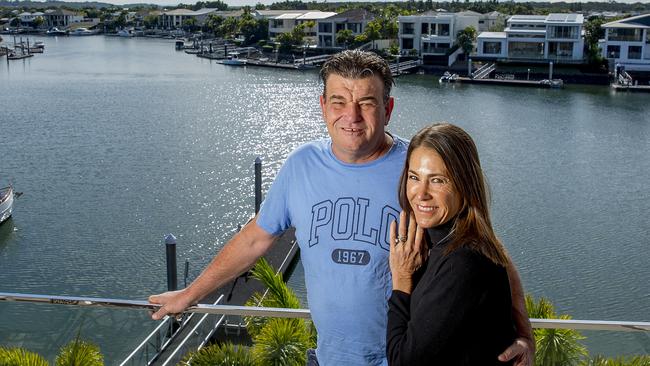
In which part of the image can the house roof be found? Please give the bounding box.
[546,13,584,24]
[325,8,374,22]
[603,13,650,28]
[298,12,337,20]
[456,10,482,17]
[478,31,506,39]
[44,9,79,16]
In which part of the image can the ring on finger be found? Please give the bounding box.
[398,235,408,243]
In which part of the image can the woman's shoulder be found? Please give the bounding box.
[439,243,506,277]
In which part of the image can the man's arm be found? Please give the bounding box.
[149,217,277,320]
[498,260,535,366]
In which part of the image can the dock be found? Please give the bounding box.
[611,84,650,93]
[121,227,300,365]
[453,77,563,89]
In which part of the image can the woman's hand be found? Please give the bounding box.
[390,211,427,294]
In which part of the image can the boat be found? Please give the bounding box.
[69,28,95,36]
[539,79,564,89]
[33,41,45,49]
[46,27,68,36]
[0,186,14,224]
[7,51,34,60]
[439,71,458,83]
[219,52,247,66]
[117,29,134,37]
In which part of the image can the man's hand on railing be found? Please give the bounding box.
[498,337,535,366]
[149,289,194,321]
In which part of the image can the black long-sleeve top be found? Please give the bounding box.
[387,224,516,366]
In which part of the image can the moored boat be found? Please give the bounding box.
[46,27,68,36]
[69,28,95,36]
[0,186,14,224]
[218,52,247,66]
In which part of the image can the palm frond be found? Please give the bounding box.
[252,318,311,366]
[0,347,49,366]
[179,342,254,366]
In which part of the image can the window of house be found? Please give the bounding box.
[272,19,284,28]
[402,38,414,49]
[347,23,361,33]
[548,26,578,39]
[628,45,642,59]
[421,23,429,34]
[438,23,450,36]
[336,23,345,32]
[606,45,620,58]
[608,28,642,42]
[319,22,332,33]
[402,22,414,35]
[483,41,502,54]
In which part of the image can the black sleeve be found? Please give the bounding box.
[386,250,496,366]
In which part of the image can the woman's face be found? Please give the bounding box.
[406,146,462,229]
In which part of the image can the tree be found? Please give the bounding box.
[336,29,355,48]
[526,295,588,366]
[143,15,158,29]
[456,26,477,56]
[205,14,224,37]
[182,17,198,32]
[32,16,44,29]
[584,17,606,63]
[10,17,19,27]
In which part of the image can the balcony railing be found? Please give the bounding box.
[1,292,649,362]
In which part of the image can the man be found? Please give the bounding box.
[150,50,533,365]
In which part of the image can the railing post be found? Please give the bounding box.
[165,234,178,291]
[254,157,262,214]
[549,61,553,80]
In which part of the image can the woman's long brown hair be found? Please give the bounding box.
[398,123,510,267]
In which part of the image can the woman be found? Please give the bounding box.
[387,123,516,365]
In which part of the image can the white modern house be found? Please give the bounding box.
[317,9,375,48]
[476,13,584,63]
[43,9,84,28]
[267,11,336,43]
[398,11,479,63]
[159,8,240,29]
[599,13,650,71]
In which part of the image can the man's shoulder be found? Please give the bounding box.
[288,138,330,158]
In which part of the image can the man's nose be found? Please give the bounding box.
[343,102,362,122]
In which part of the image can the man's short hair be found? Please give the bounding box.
[320,50,394,103]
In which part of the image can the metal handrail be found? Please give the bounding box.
[0,292,647,333]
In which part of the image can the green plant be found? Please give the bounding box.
[251,318,312,366]
[244,258,302,338]
[55,339,103,366]
[0,347,49,366]
[526,294,588,366]
[580,355,650,366]
[179,342,254,366]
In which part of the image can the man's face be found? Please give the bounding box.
[320,74,394,164]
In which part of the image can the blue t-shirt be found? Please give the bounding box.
[257,135,408,366]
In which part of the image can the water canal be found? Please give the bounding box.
[0,35,648,363]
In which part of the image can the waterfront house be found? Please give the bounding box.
[43,9,84,29]
[398,11,478,64]
[266,11,336,43]
[159,8,243,30]
[316,9,375,48]
[599,14,650,71]
[479,11,507,32]
[476,13,585,63]
[19,12,44,28]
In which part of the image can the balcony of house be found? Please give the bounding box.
[546,25,581,40]
[547,41,582,62]
[607,28,644,43]
[507,41,545,60]
[421,41,452,55]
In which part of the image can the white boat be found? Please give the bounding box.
[439,71,458,83]
[219,52,247,66]
[0,186,14,224]
[69,28,95,36]
[46,27,68,36]
[117,29,134,37]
